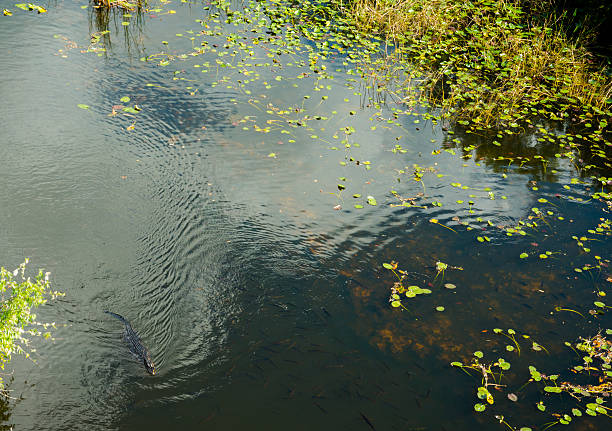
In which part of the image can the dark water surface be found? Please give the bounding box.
[1,1,610,430]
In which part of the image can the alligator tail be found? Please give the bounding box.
[104,311,127,323]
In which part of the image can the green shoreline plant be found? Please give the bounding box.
[343,0,611,124]
[0,259,61,392]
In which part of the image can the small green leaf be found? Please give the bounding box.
[120,96,131,103]
[474,403,486,412]
[77,104,90,110]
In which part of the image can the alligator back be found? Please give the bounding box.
[105,311,156,375]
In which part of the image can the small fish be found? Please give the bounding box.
[314,401,328,414]
[360,412,376,431]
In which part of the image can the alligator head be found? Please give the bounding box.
[144,356,156,375]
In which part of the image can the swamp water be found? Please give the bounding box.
[0,1,610,430]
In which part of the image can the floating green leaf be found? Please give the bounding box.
[474,403,486,412]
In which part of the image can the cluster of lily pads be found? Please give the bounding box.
[3,3,47,15]
[384,260,458,313]
[451,330,612,430]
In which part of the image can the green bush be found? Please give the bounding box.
[0,259,60,391]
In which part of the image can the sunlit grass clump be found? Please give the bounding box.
[92,0,144,10]
[346,0,611,127]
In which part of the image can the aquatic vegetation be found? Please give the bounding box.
[6,3,47,14]
[452,351,512,412]
[452,331,612,429]
[346,0,611,128]
[92,0,144,10]
[384,259,465,309]
[383,261,429,309]
[0,260,61,391]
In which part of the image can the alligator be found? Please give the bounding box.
[105,311,156,375]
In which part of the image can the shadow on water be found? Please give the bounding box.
[0,390,14,431]
[445,121,612,182]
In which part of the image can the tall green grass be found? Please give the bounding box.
[343,0,611,127]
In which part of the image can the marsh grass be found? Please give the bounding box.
[92,0,144,10]
[88,0,147,55]
[345,0,612,128]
